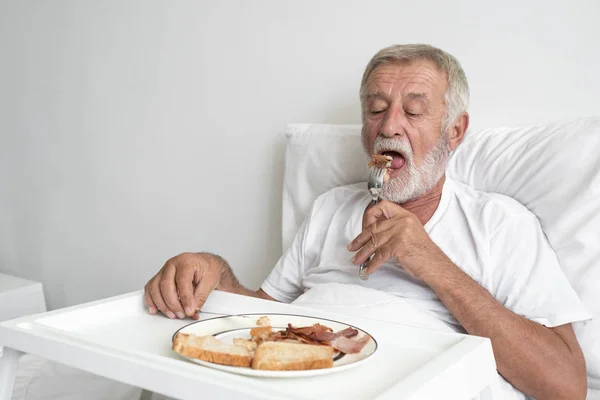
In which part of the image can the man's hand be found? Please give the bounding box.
[144,252,223,320]
[348,200,450,279]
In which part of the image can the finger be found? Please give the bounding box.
[348,224,375,253]
[363,201,406,230]
[348,219,394,252]
[193,269,220,311]
[365,247,392,274]
[351,228,394,265]
[144,282,158,314]
[148,273,175,319]
[159,264,186,318]
[175,265,197,317]
[352,228,388,264]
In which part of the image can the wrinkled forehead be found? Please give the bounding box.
[365,60,448,103]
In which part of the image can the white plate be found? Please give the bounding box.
[172,312,378,378]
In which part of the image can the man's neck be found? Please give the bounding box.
[398,175,446,225]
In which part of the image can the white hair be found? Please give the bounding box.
[359,44,470,133]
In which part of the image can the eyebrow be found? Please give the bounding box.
[406,93,430,103]
[366,91,430,104]
[366,91,388,101]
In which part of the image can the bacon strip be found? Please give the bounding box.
[336,327,359,338]
[314,331,337,341]
[314,327,358,341]
[286,323,332,336]
[329,334,371,354]
[259,323,369,353]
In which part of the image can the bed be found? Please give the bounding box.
[11,118,600,399]
[282,118,600,398]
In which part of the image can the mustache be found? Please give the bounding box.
[373,137,413,161]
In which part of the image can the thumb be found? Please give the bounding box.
[192,269,221,314]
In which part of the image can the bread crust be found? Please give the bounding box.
[252,357,333,371]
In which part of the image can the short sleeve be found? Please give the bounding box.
[490,212,591,327]
[260,217,309,303]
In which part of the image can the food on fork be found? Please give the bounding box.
[368,154,393,169]
[368,154,392,183]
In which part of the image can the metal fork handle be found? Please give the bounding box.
[359,197,379,280]
[360,166,385,280]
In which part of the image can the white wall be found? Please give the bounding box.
[1,0,599,310]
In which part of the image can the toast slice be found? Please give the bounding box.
[233,337,258,352]
[251,341,334,371]
[172,333,252,367]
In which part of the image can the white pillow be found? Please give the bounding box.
[282,124,367,251]
[281,118,600,390]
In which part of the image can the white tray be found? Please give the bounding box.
[0,290,498,399]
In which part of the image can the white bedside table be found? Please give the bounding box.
[0,272,47,398]
[0,272,47,322]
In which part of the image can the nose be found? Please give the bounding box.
[380,107,407,138]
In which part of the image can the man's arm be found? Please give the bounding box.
[349,201,587,400]
[423,259,587,400]
[144,252,276,320]
[214,254,276,301]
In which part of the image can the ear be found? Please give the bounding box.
[447,112,469,151]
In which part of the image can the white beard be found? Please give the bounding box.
[370,134,450,204]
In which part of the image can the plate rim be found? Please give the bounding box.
[171,312,379,374]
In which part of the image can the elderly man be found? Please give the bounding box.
[144,44,589,399]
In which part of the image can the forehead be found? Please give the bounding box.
[366,60,447,101]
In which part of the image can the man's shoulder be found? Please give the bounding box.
[449,178,536,223]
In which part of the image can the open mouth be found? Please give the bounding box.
[380,151,406,170]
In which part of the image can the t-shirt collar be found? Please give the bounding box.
[352,176,454,235]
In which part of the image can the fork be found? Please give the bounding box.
[199,311,253,319]
[359,166,386,280]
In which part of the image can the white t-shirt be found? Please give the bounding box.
[261,177,590,329]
